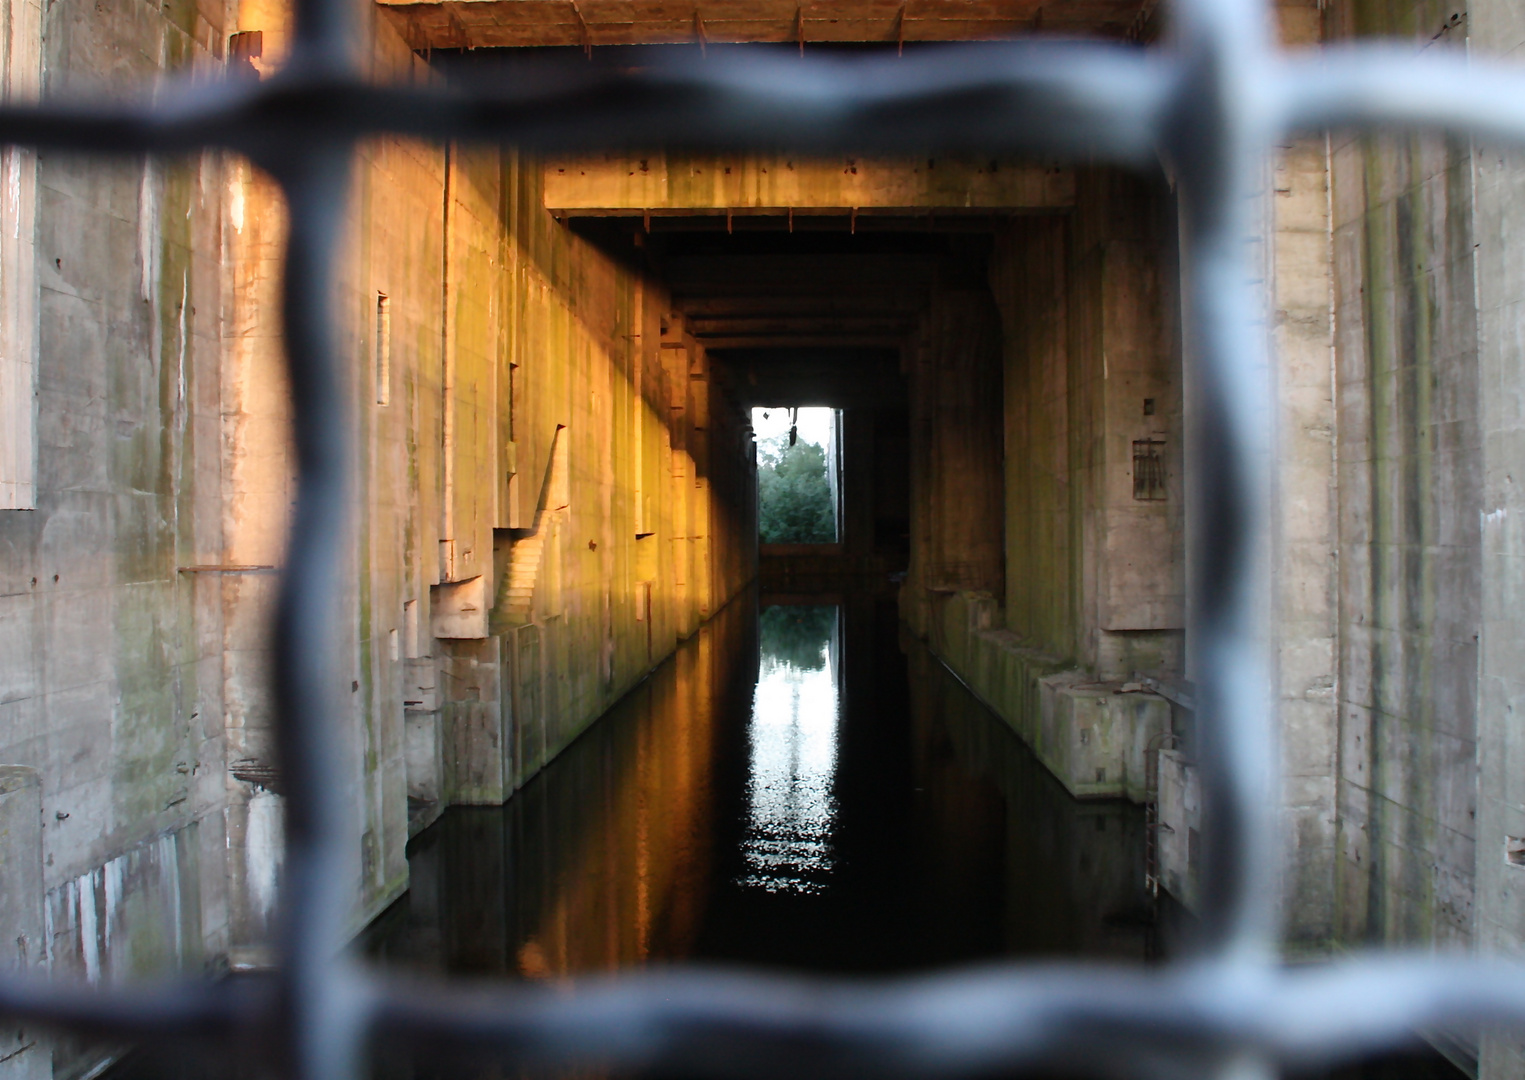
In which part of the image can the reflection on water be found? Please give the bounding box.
[738,606,841,895]
[366,599,754,981]
[100,589,1465,1080]
[364,589,1162,983]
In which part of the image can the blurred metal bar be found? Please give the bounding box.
[364,957,1525,1077]
[264,142,367,1080]
[1279,46,1525,142]
[1161,0,1278,965]
[0,45,1174,163]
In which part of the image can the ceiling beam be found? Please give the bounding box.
[545,154,1074,214]
[687,315,915,336]
[662,254,938,294]
[699,334,907,349]
[378,1,1145,52]
[675,294,918,317]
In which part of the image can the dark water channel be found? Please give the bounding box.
[366,589,1155,981]
[356,587,1463,1080]
[105,587,1464,1079]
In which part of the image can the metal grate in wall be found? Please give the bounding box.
[6,0,1525,1077]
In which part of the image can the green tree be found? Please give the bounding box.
[757,434,835,543]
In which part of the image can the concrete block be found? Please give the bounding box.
[1157,749,1199,912]
[404,706,442,810]
[431,575,487,640]
[1034,674,1168,802]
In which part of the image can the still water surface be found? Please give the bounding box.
[365,590,1155,979]
[105,587,1463,1079]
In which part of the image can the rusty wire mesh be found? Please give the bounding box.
[4,0,1525,1077]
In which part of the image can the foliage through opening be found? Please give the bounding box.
[754,407,838,545]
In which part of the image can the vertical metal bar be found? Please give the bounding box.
[1167,0,1280,962]
[290,0,357,73]
[267,142,366,1080]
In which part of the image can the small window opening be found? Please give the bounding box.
[754,406,839,544]
[403,599,420,658]
[508,361,519,443]
[1133,438,1167,501]
[1507,836,1525,867]
[375,292,391,406]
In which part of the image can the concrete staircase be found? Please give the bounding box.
[497,523,548,626]
[495,425,568,628]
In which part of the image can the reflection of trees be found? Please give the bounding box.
[758,435,835,543]
[759,605,837,672]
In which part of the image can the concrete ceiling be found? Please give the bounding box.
[664,251,934,349]
[379,0,1157,54]
[713,348,907,408]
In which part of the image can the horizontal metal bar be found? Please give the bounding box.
[0,974,254,1045]
[4,954,1524,1076]
[1278,46,1525,144]
[0,45,1172,162]
[364,956,1525,1077]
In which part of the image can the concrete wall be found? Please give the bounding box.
[989,172,1184,680]
[912,170,1184,680]
[905,253,1006,611]
[368,593,756,985]
[1260,0,1343,954]
[217,9,757,957]
[901,171,1181,806]
[1324,0,1482,965]
[1463,1,1525,1075]
[0,0,242,1069]
[0,3,755,1067]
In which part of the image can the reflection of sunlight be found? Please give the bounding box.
[738,609,841,895]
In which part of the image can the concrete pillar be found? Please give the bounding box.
[442,637,507,805]
[1068,169,1182,679]
[1268,136,1339,950]
[922,284,1006,598]
[0,767,46,1080]
[1324,0,1481,980]
[1470,4,1525,1075]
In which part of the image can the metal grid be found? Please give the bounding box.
[4,0,1525,1076]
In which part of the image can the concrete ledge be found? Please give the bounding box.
[1035,672,1167,802]
[925,591,1169,803]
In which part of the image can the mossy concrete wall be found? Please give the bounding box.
[1463,1,1525,1075]
[218,3,758,961]
[1325,0,1482,970]
[0,0,756,1054]
[0,0,241,1066]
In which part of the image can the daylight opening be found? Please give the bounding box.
[753,406,840,545]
